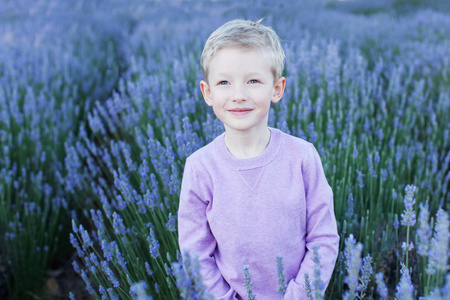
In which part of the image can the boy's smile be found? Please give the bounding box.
[200,47,285,136]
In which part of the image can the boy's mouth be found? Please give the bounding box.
[228,108,252,116]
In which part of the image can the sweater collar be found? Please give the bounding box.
[215,127,283,170]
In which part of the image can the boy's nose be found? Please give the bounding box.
[232,85,247,102]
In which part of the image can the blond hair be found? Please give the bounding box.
[200,19,285,81]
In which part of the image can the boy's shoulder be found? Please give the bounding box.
[186,132,225,163]
[276,128,314,152]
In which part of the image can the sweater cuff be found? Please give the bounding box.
[215,288,238,300]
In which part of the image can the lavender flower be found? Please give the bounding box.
[401,185,417,227]
[112,212,127,235]
[107,287,119,300]
[243,265,257,300]
[166,212,177,232]
[276,256,287,296]
[145,262,153,276]
[69,291,76,300]
[101,261,120,288]
[356,170,364,188]
[357,254,373,299]
[99,285,106,295]
[375,272,388,300]
[114,244,127,272]
[79,225,93,250]
[343,234,363,300]
[312,246,324,300]
[90,209,105,231]
[347,193,354,218]
[402,242,415,254]
[393,214,400,229]
[129,281,152,300]
[172,251,213,300]
[72,219,78,233]
[367,155,377,178]
[70,233,85,258]
[72,260,81,274]
[396,263,414,300]
[80,270,96,295]
[101,240,114,262]
[304,273,313,300]
[426,208,449,275]
[147,228,160,259]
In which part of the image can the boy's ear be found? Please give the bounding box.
[200,80,213,106]
[272,76,286,104]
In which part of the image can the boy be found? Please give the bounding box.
[178,19,339,299]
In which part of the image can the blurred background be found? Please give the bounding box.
[0,0,449,299]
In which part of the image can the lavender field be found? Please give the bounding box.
[0,0,449,299]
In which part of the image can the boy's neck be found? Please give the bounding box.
[224,126,271,159]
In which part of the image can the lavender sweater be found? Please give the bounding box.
[178,128,339,299]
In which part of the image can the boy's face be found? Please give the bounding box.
[200,47,285,135]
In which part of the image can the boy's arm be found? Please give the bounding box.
[284,143,340,299]
[178,158,237,300]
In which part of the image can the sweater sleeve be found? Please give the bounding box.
[178,158,237,300]
[284,143,340,299]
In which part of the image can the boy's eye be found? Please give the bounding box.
[249,79,260,84]
[218,81,229,85]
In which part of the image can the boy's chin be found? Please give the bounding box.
[223,124,269,134]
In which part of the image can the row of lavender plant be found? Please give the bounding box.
[67,1,449,299]
[0,1,129,297]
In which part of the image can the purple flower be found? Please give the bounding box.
[99,285,106,295]
[165,212,177,232]
[72,219,78,233]
[80,270,96,296]
[145,262,153,276]
[356,169,364,188]
[396,263,414,300]
[401,242,414,253]
[343,234,363,300]
[172,251,212,300]
[79,225,93,249]
[70,233,85,258]
[90,209,105,231]
[357,254,373,299]
[129,281,152,300]
[347,193,354,218]
[147,228,160,259]
[375,272,388,300]
[72,260,81,274]
[401,185,417,227]
[112,212,127,235]
[69,292,76,300]
[426,208,449,275]
[243,265,257,300]
[304,273,313,300]
[417,202,432,256]
[101,240,113,261]
[107,287,119,300]
[276,256,287,296]
[101,261,120,288]
[312,246,324,300]
[114,244,127,272]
